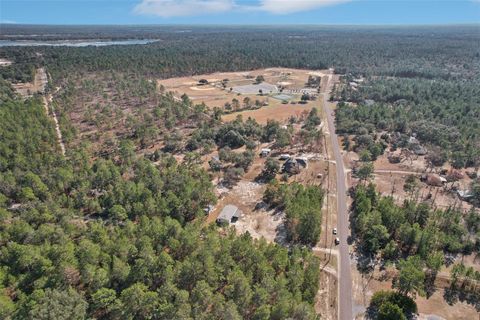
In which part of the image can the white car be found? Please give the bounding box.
[332,228,337,235]
[334,237,340,245]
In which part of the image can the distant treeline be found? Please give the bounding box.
[1,26,479,83]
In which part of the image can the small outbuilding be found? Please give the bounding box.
[422,174,446,187]
[216,205,242,225]
[457,190,474,201]
[412,145,427,156]
[260,148,271,157]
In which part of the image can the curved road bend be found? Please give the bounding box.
[322,75,354,320]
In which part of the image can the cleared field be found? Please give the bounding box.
[12,67,47,97]
[222,100,317,124]
[158,68,328,124]
[351,264,479,320]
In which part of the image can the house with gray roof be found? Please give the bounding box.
[216,205,242,225]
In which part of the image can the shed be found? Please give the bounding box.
[260,148,271,157]
[457,190,474,201]
[423,174,446,187]
[216,205,242,225]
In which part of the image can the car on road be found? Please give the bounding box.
[334,237,340,245]
[332,227,337,235]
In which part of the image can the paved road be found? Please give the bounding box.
[322,75,354,320]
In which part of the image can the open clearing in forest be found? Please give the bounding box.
[157,68,329,123]
[12,67,47,97]
[342,136,477,213]
[340,134,479,319]
[0,58,13,67]
[350,263,479,320]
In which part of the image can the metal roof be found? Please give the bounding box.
[216,205,241,224]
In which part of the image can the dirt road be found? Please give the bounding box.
[322,74,354,320]
[41,71,65,156]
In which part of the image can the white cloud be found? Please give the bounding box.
[134,0,235,18]
[259,0,351,14]
[134,0,351,18]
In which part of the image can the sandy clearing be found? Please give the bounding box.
[223,101,318,124]
[189,86,216,91]
[0,58,13,67]
[308,71,326,77]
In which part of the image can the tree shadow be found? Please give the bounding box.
[443,285,480,311]
[424,272,437,298]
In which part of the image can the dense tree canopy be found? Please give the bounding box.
[0,83,321,319]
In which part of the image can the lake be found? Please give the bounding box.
[0,39,158,47]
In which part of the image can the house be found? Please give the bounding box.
[422,174,446,187]
[216,205,242,225]
[260,148,271,157]
[413,145,427,156]
[295,157,308,168]
[283,157,308,174]
[388,154,401,164]
[283,159,301,174]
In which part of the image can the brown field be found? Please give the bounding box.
[223,101,316,124]
[351,264,479,320]
[158,68,329,124]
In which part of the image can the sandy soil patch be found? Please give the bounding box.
[189,86,216,91]
[223,100,320,124]
[351,264,479,320]
[0,58,12,67]
[369,151,476,211]
[12,67,47,97]
[235,208,286,243]
[308,71,326,77]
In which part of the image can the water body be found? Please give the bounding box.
[0,39,158,47]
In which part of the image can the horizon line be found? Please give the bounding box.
[1,23,479,27]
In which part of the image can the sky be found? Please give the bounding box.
[1,0,479,25]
